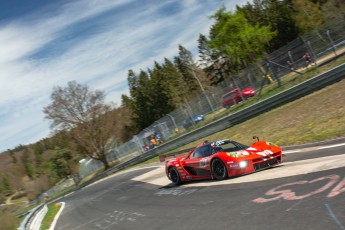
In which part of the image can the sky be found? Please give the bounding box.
[0,0,248,152]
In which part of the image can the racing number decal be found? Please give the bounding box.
[200,158,208,167]
[256,150,273,157]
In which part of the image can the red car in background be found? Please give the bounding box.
[165,139,282,185]
[221,87,256,108]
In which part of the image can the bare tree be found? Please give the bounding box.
[43,81,118,170]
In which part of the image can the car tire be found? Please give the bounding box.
[169,167,181,185]
[211,159,228,180]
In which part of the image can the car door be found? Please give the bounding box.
[234,89,243,102]
[222,92,236,107]
[183,145,212,177]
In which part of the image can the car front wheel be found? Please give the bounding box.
[211,159,228,180]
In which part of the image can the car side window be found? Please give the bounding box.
[211,147,222,154]
[192,145,211,158]
[223,93,235,100]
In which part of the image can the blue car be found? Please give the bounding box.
[183,114,204,128]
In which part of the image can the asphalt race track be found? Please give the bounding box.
[53,142,345,230]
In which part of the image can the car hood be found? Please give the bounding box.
[225,141,281,158]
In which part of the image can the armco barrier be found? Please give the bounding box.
[77,62,345,189]
[17,204,44,230]
[28,204,47,230]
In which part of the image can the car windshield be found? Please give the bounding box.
[212,140,248,153]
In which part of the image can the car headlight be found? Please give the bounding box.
[239,161,248,168]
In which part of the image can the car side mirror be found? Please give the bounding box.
[253,136,260,142]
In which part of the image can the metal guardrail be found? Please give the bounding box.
[17,204,44,230]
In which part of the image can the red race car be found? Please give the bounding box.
[221,87,256,108]
[165,139,282,185]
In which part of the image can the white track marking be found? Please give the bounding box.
[283,150,302,154]
[132,154,345,187]
[132,167,171,185]
[283,142,345,154]
[283,149,303,154]
[132,143,345,187]
[49,202,65,230]
[317,143,345,149]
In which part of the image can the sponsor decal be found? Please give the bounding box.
[256,150,273,157]
[266,142,278,146]
[211,140,227,147]
[241,150,250,156]
[200,158,208,167]
[247,147,257,151]
[227,152,243,158]
[229,163,240,168]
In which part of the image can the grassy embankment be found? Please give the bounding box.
[40,203,62,230]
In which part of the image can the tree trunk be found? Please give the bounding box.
[100,156,110,170]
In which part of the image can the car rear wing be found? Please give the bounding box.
[158,148,194,162]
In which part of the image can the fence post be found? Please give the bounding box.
[233,77,245,102]
[247,72,254,88]
[133,135,144,153]
[267,59,282,87]
[288,50,297,70]
[327,30,338,56]
[306,41,319,67]
[166,114,178,130]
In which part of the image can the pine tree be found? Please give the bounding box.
[1,174,12,196]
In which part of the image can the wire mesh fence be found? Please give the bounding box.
[78,23,345,180]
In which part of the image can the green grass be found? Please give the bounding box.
[40,203,62,230]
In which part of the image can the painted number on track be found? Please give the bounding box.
[253,174,345,203]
